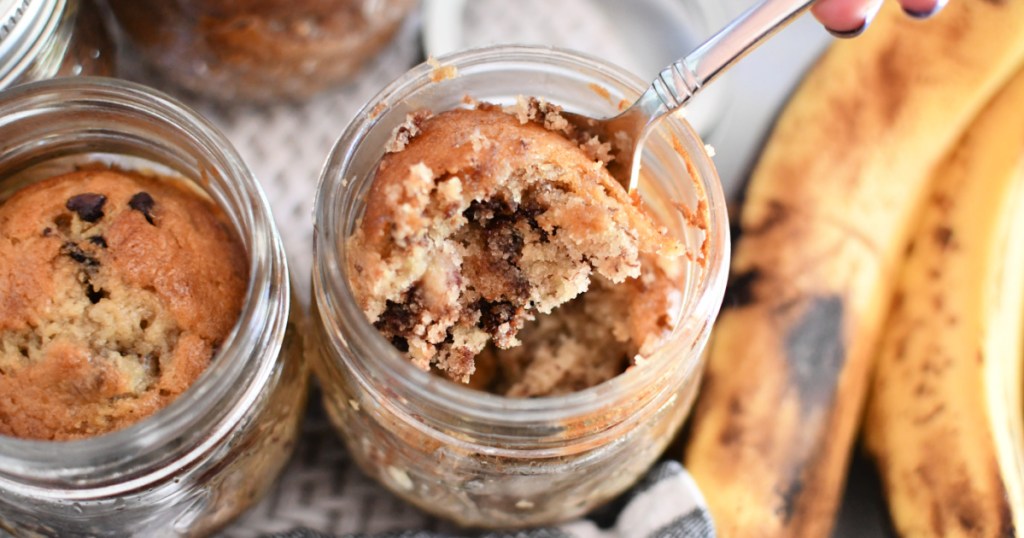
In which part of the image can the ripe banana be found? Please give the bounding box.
[863,68,1024,537]
[683,1,1024,536]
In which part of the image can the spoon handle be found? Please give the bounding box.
[647,0,816,115]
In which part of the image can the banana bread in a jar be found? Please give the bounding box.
[0,78,305,537]
[107,0,415,102]
[312,47,729,528]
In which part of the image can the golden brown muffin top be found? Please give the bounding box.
[0,169,248,441]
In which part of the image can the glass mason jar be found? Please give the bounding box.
[311,46,729,528]
[106,0,416,103]
[0,0,115,88]
[0,77,306,537]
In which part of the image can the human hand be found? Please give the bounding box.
[812,0,948,37]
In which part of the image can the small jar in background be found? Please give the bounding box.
[106,0,417,103]
[311,46,730,528]
[0,0,115,88]
[0,78,306,537]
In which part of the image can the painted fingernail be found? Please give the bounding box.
[827,20,868,38]
[903,0,948,19]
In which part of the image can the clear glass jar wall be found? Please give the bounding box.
[1,0,115,88]
[106,0,416,102]
[311,46,730,528]
[0,78,306,537]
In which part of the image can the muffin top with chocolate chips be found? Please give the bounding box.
[0,169,248,441]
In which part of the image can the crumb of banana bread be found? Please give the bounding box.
[470,254,683,397]
[0,169,248,440]
[347,98,683,386]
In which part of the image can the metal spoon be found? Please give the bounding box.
[565,0,817,191]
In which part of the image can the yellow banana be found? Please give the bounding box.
[683,1,1024,536]
[864,68,1024,537]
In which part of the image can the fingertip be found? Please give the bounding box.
[812,0,884,38]
[811,0,863,30]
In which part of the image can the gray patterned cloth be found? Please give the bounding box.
[261,460,716,538]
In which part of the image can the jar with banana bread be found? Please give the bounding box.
[0,0,115,88]
[311,46,729,528]
[0,77,306,536]
[106,0,416,103]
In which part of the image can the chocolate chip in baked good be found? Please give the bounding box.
[390,336,410,353]
[66,193,107,223]
[128,192,156,224]
[41,227,52,237]
[61,241,99,267]
[519,196,546,219]
[475,299,518,335]
[53,213,72,233]
[374,294,421,338]
[85,283,108,304]
[88,236,107,248]
[465,198,517,225]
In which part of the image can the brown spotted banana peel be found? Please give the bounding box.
[682,1,1024,536]
[863,68,1024,538]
